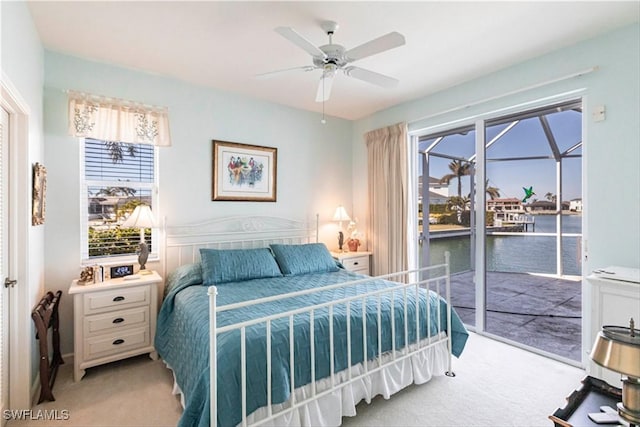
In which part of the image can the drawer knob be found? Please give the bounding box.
[112,318,125,324]
[113,339,125,345]
[353,262,359,265]
[113,296,125,302]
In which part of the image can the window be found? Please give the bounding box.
[81,138,157,262]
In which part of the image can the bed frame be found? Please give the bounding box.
[163,215,455,427]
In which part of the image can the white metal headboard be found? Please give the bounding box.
[163,215,319,278]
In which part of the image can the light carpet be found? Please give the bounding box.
[7,333,587,427]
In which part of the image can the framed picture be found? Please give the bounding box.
[32,162,47,225]
[212,140,277,202]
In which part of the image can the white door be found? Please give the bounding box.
[1,106,10,424]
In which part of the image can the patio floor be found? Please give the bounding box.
[449,271,582,361]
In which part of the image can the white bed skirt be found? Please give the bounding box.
[167,336,450,427]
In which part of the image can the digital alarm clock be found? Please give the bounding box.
[110,265,134,278]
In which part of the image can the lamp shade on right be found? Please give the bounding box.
[590,325,640,378]
[332,205,351,222]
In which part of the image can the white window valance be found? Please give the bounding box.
[68,91,172,147]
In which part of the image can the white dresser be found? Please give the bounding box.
[331,251,372,275]
[69,271,162,381]
[586,267,640,385]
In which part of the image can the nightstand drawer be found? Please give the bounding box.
[83,286,150,315]
[342,256,369,272]
[84,327,150,361]
[84,306,150,336]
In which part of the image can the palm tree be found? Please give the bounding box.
[105,141,137,163]
[545,192,557,203]
[447,195,470,224]
[486,180,501,199]
[447,196,470,212]
[440,160,471,197]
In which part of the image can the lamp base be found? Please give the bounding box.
[138,269,153,275]
[618,377,640,426]
[618,402,640,425]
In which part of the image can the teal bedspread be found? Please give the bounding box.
[155,264,468,427]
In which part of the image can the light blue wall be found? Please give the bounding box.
[1,1,44,123]
[1,0,45,407]
[43,51,354,354]
[352,23,640,275]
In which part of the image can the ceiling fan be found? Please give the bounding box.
[257,21,406,102]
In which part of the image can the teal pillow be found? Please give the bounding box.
[270,243,339,276]
[164,263,202,296]
[199,248,282,285]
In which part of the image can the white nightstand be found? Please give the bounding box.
[586,270,640,385]
[68,271,162,381]
[331,251,372,275]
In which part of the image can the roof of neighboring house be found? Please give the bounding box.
[487,198,522,203]
[527,201,556,208]
[418,177,449,198]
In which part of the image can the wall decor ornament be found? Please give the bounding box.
[32,162,47,225]
[212,140,277,202]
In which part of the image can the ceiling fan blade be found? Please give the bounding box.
[255,65,316,79]
[275,27,327,59]
[344,66,399,88]
[315,72,335,102]
[345,32,405,62]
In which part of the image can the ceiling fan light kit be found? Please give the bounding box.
[260,20,405,104]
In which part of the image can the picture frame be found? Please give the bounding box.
[32,162,47,225]
[212,140,277,202]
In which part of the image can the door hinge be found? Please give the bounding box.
[4,277,17,288]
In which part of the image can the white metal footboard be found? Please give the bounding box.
[208,252,454,427]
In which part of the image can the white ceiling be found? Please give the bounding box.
[27,1,639,120]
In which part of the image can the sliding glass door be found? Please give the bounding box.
[418,125,476,326]
[414,99,583,361]
[482,101,583,361]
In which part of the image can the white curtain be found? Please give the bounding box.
[68,91,172,146]
[365,122,408,275]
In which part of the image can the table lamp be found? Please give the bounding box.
[332,205,351,252]
[590,318,640,426]
[122,204,157,274]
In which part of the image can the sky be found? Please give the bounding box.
[419,108,582,202]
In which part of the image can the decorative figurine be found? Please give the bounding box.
[78,266,94,285]
[522,186,535,203]
[137,241,149,271]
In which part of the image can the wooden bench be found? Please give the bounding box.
[31,290,64,403]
